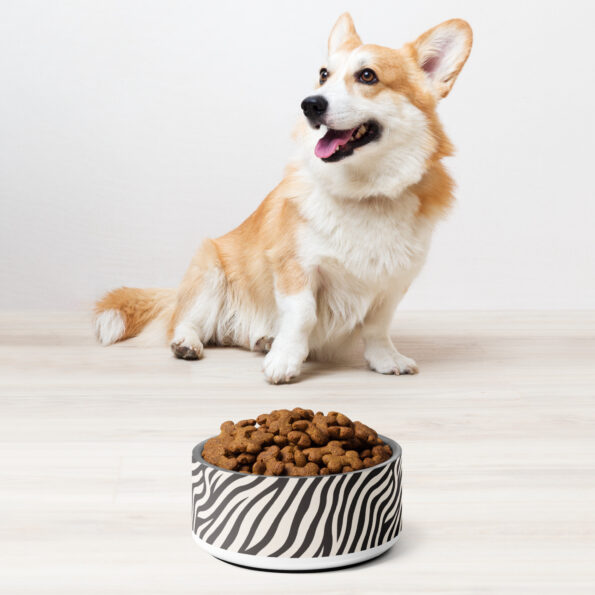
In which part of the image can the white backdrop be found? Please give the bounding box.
[1,0,594,310]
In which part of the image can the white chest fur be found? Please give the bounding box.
[297,188,434,344]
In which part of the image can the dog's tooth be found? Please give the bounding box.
[359,124,366,135]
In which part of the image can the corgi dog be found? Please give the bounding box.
[95,13,472,384]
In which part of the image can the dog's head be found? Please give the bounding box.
[297,13,472,199]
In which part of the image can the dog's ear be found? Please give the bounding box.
[328,13,362,55]
[413,19,472,99]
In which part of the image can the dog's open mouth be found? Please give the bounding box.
[315,121,380,162]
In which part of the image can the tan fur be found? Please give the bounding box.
[95,287,174,341]
[411,161,456,220]
[168,166,311,335]
[215,167,309,295]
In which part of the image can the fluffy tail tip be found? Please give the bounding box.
[95,309,126,346]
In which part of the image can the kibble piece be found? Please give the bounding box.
[273,434,288,447]
[286,462,320,476]
[287,430,311,448]
[237,452,256,465]
[280,445,296,463]
[294,449,307,467]
[354,421,378,444]
[328,425,354,440]
[336,413,351,426]
[256,445,280,462]
[220,421,235,434]
[215,455,238,471]
[264,459,284,476]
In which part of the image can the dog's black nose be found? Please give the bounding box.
[301,95,328,120]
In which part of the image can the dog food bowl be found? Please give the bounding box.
[191,436,402,571]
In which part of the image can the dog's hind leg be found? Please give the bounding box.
[169,239,226,360]
[362,288,418,375]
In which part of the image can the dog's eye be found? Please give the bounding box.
[358,69,378,85]
[319,68,329,85]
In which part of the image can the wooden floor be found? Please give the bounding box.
[1,311,594,594]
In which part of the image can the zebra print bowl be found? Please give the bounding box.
[191,436,402,571]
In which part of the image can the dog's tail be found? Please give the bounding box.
[94,287,176,346]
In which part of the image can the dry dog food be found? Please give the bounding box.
[202,408,392,476]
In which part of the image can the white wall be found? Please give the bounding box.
[1,0,594,310]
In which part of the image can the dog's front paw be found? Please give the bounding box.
[263,348,303,384]
[366,347,418,376]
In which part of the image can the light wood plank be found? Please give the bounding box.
[1,311,594,593]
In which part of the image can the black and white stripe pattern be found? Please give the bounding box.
[191,440,402,558]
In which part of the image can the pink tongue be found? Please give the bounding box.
[315,127,357,159]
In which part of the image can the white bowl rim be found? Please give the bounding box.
[192,434,401,479]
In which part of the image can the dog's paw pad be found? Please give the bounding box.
[171,339,204,360]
